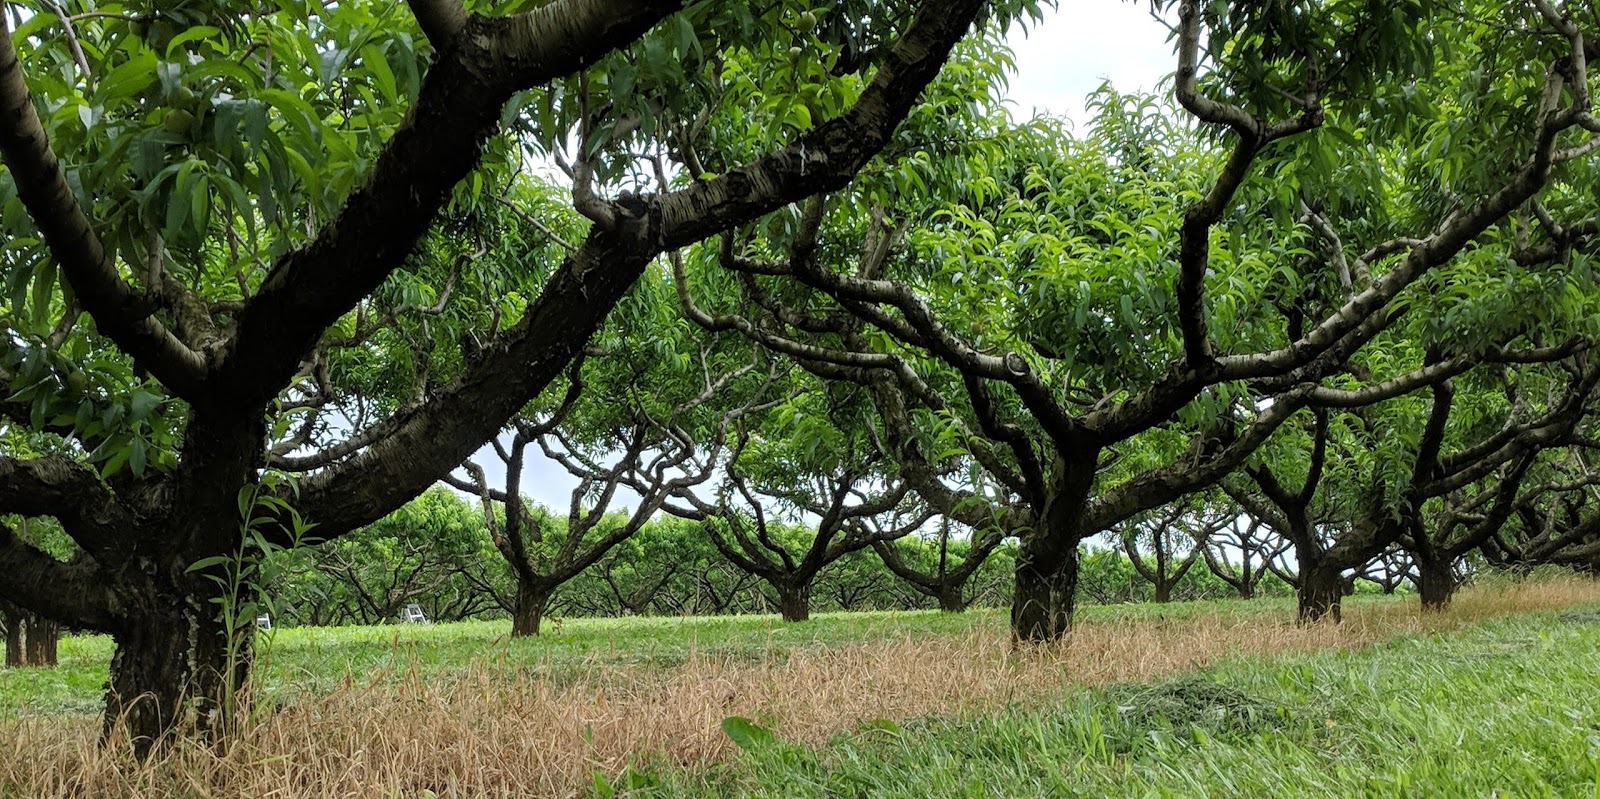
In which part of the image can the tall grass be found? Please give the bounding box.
[3,577,1597,798]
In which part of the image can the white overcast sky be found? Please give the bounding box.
[1004,0,1173,126]
[477,2,1177,511]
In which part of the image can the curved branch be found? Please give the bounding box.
[0,20,207,397]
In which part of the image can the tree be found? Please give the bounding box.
[1233,359,1598,620]
[873,517,1006,611]
[676,0,1600,641]
[0,0,1016,750]
[595,517,700,616]
[1117,497,1228,603]
[449,312,778,636]
[1198,516,1290,600]
[1356,547,1417,595]
[1483,445,1600,571]
[686,448,922,622]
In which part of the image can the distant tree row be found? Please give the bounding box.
[251,485,1456,630]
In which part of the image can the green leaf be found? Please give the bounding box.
[165,26,224,59]
[130,390,162,421]
[720,716,775,752]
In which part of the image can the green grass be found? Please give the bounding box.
[622,605,1600,798]
[0,595,1324,721]
[6,592,1598,796]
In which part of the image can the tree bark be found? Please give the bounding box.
[936,583,967,613]
[104,582,250,758]
[777,581,811,622]
[1236,565,1256,600]
[1298,562,1345,623]
[1416,552,1456,611]
[511,580,551,637]
[1154,581,1173,603]
[3,604,59,667]
[1012,542,1078,642]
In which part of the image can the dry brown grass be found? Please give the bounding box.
[5,578,1599,799]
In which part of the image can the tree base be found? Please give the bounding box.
[777,585,811,622]
[1297,566,1346,623]
[104,595,250,758]
[1011,549,1077,643]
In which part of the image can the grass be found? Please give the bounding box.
[2,578,1598,797]
[662,602,1600,798]
[0,594,1315,721]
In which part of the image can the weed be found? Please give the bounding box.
[1105,672,1290,745]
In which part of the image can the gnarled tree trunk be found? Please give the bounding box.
[776,581,811,622]
[1297,561,1345,623]
[1415,552,1456,611]
[511,580,552,637]
[1012,540,1078,642]
[937,583,967,613]
[105,572,252,758]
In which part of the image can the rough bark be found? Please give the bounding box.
[104,577,251,758]
[1415,552,1457,611]
[936,583,967,613]
[776,582,811,623]
[511,580,552,637]
[1297,561,1346,623]
[1011,541,1078,643]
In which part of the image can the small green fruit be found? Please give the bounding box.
[163,108,194,134]
[170,86,197,110]
[798,10,817,28]
[789,45,804,59]
[65,369,88,395]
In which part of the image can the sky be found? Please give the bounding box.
[474,1,1178,512]
[1003,0,1174,127]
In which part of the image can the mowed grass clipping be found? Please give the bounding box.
[1,577,1597,798]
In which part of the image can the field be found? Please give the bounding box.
[4,577,1600,797]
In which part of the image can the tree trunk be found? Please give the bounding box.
[1012,542,1078,643]
[22,617,58,666]
[777,581,811,622]
[1154,581,1173,603]
[511,580,551,637]
[1298,562,1345,623]
[105,585,250,758]
[936,583,967,613]
[1416,552,1456,611]
[1,604,55,667]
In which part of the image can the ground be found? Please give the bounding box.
[2,578,1598,797]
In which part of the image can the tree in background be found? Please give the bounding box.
[874,517,1007,612]
[1199,516,1290,600]
[448,283,793,635]
[686,450,921,622]
[269,487,498,626]
[1117,496,1230,603]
